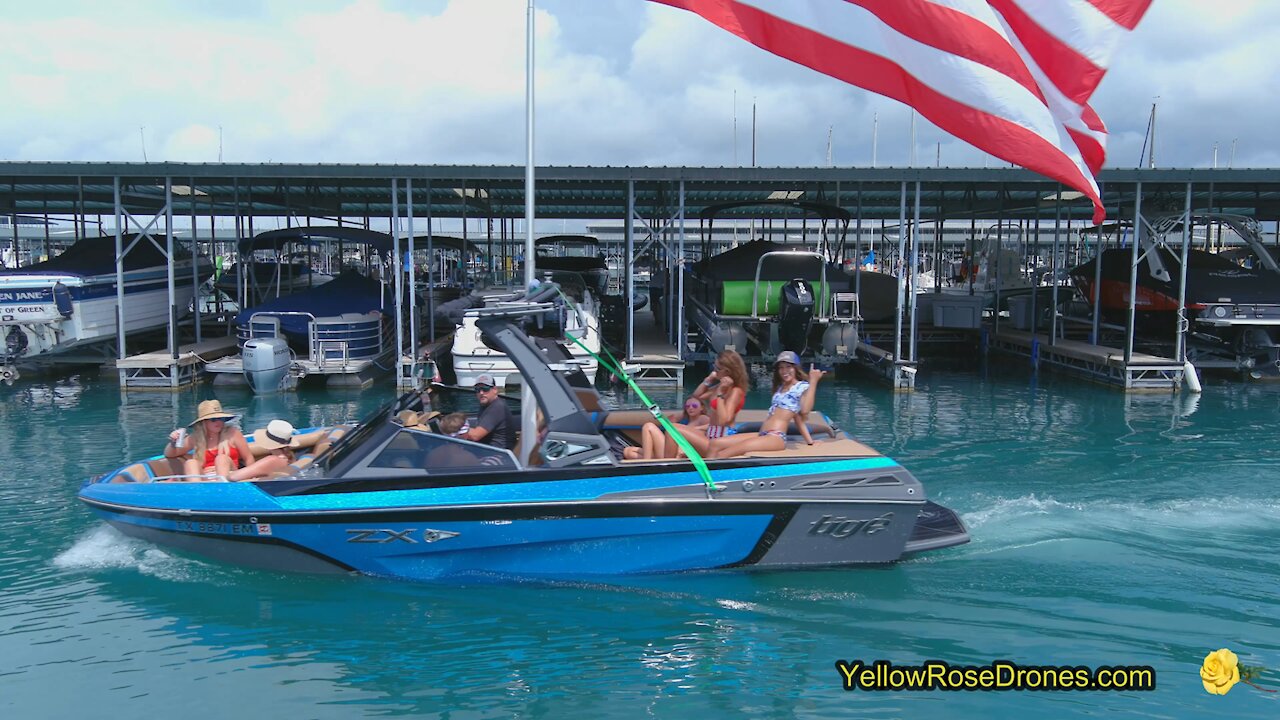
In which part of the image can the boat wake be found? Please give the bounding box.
[957,493,1280,557]
[52,525,213,582]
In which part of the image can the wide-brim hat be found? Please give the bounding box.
[251,419,300,450]
[190,399,236,426]
[774,350,802,367]
[396,409,441,429]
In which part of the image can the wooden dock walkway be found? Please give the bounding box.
[116,335,240,390]
[989,328,1185,391]
[622,313,683,384]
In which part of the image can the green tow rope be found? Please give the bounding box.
[554,289,717,491]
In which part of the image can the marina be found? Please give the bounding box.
[7,162,1280,717]
[3,164,1280,395]
[8,0,1280,715]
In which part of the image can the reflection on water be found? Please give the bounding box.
[2,368,1279,717]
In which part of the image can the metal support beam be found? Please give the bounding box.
[1125,181,1142,364]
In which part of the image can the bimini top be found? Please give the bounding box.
[535,234,600,248]
[691,240,834,283]
[233,271,387,334]
[5,235,178,277]
[238,226,395,256]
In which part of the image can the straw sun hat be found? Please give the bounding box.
[189,399,236,426]
[251,419,300,450]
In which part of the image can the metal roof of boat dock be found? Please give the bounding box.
[2,162,1280,223]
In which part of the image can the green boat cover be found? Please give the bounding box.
[720,280,833,315]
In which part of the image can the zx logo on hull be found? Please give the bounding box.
[346,528,460,544]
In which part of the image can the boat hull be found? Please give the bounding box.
[79,458,967,581]
[0,269,200,363]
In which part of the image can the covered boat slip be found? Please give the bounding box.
[4,163,1280,392]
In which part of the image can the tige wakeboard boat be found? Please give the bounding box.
[79,283,968,581]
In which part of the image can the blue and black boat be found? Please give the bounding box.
[79,285,968,580]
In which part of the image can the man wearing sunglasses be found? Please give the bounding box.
[461,374,514,450]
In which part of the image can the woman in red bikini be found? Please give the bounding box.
[163,399,253,480]
[658,349,749,458]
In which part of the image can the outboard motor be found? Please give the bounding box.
[777,278,815,354]
[242,337,292,394]
[5,326,29,359]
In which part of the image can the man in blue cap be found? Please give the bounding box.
[462,374,514,450]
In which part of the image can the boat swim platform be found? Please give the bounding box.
[114,335,239,390]
[205,352,389,390]
[987,327,1185,392]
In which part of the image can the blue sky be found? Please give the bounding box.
[1,0,1275,169]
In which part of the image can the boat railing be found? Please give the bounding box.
[310,314,386,364]
[750,250,829,319]
[240,310,387,365]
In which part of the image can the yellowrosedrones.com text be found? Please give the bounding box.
[835,660,1156,692]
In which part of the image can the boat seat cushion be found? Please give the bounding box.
[308,424,353,457]
[743,437,881,458]
[730,409,837,438]
[111,457,188,483]
[112,462,153,483]
[247,426,331,458]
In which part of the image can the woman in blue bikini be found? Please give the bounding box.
[709,350,824,458]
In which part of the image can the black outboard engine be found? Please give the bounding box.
[777,278,815,354]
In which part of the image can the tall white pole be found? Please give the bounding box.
[524,0,536,290]
[909,110,917,166]
[521,0,537,464]
[871,112,878,168]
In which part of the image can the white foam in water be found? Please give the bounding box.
[53,525,213,582]
[958,493,1280,556]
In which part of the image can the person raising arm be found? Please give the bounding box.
[163,399,253,481]
[709,352,825,459]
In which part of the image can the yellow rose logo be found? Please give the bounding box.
[1200,649,1240,695]
[1200,648,1275,695]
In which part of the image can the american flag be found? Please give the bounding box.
[651,0,1154,224]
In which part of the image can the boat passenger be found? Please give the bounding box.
[659,349,749,458]
[163,399,254,480]
[437,412,470,436]
[461,374,514,450]
[623,396,711,460]
[426,413,482,468]
[709,351,824,458]
[227,419,302,481]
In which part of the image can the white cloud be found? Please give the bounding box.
[0,0,1275,170]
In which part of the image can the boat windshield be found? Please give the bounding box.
[316,398,401,470]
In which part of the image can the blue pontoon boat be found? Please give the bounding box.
[79,284,968,581]
[204,227,396,391]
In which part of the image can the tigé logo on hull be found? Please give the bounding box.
[808,513,893,539]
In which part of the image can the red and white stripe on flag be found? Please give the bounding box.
[650,0,1153,224]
